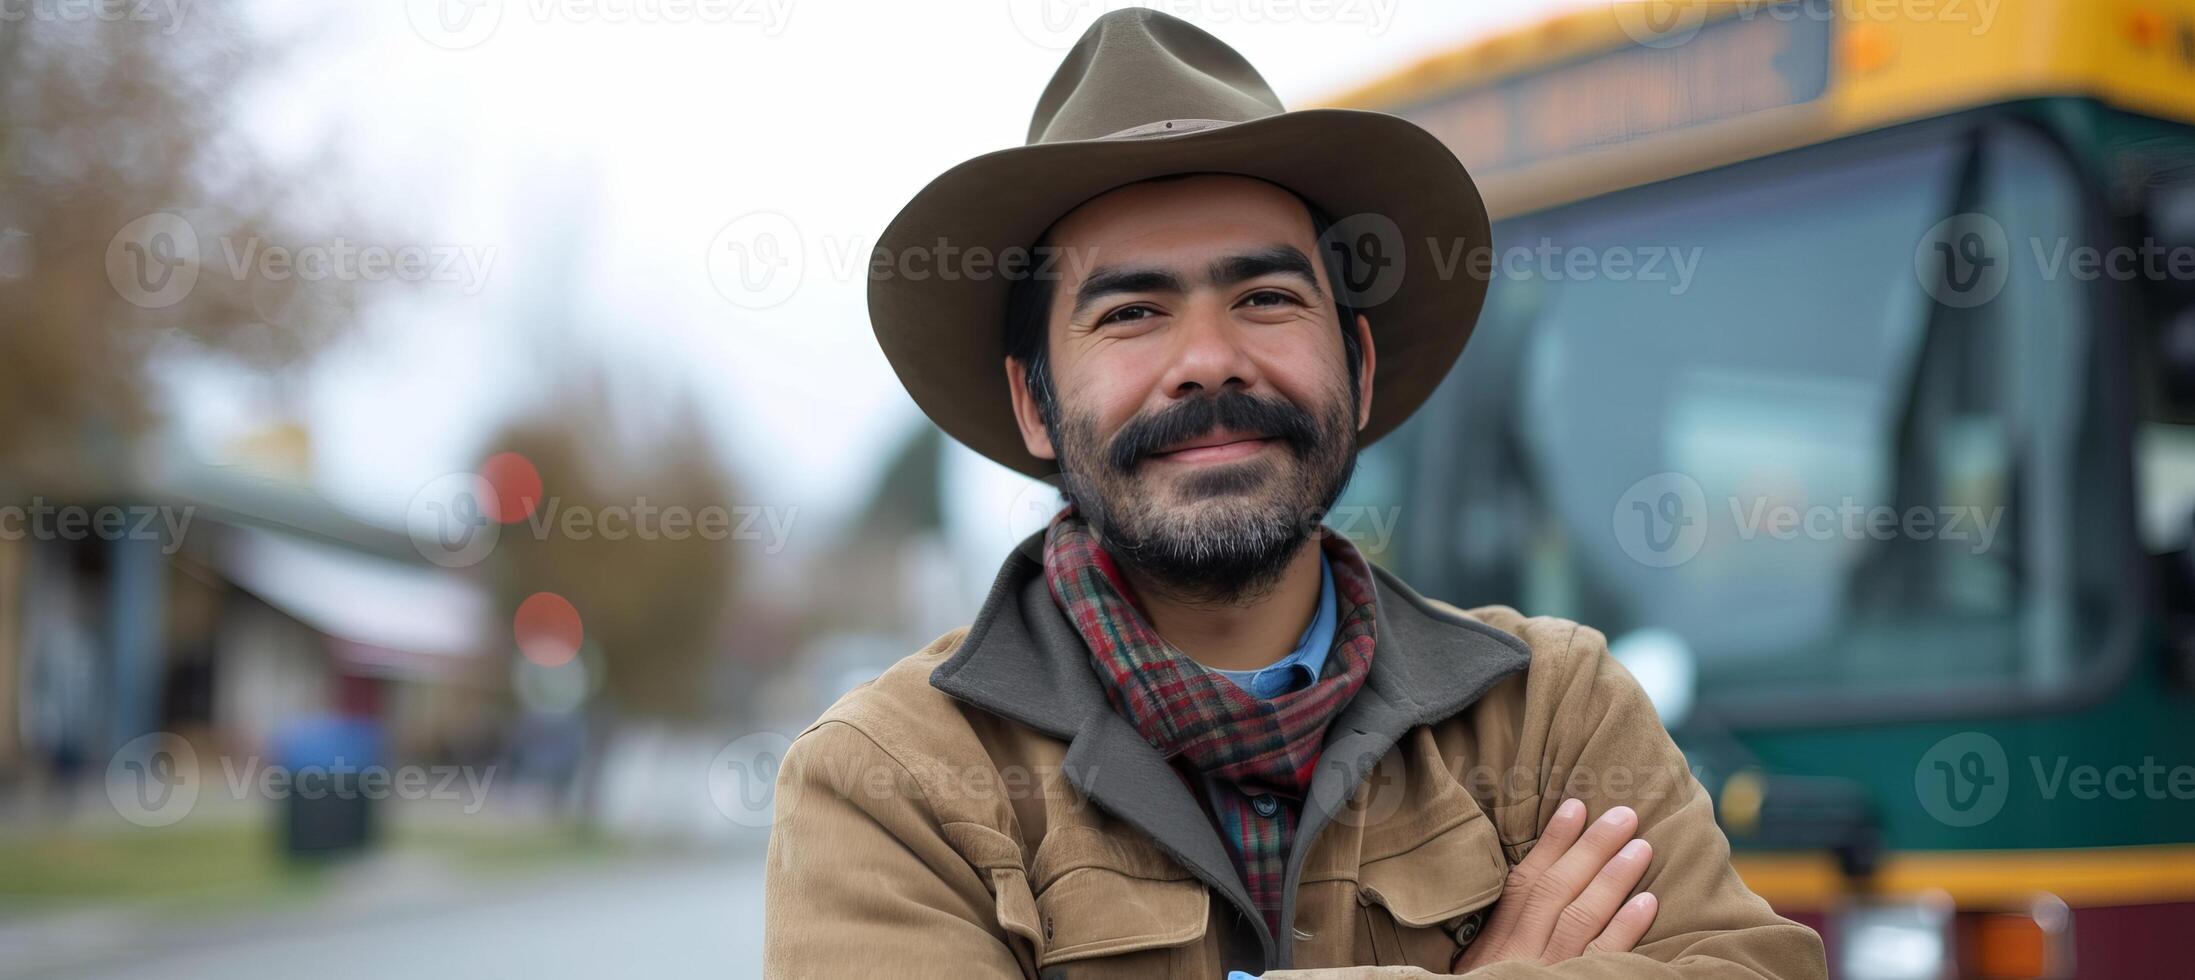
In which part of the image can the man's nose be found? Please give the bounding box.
[1161,300,1261,399]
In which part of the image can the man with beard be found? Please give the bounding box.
[762,10,1824,980]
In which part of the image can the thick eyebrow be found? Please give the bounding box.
[1068,244,1325,321]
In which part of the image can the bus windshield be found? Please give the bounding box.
[1371,119,2115,716]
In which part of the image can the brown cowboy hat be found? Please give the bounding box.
[868,8,1489,479]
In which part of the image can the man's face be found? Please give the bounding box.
[1007,174,1376,602]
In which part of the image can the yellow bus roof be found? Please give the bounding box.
[1320,0,2195,218]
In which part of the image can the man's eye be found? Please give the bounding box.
[1240,289,1298,308]
[1098,304,1156,325]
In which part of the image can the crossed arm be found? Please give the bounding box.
[1256,619,1827,979]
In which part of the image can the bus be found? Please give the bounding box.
[1324,2,2195,977]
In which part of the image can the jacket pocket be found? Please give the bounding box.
[1026,825,1220,978]
[1036,867,1209,965]
[1356,807,1508,970]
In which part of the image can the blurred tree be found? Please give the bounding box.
[480,369,741,722]
[0,7,350,487]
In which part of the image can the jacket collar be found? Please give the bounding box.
[929,529,1532,970]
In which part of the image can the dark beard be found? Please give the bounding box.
[1050,385,1358,606]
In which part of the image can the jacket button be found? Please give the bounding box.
[1451,911,1484,946]
[1251,794,1280,817]
[1043,914,1054,941]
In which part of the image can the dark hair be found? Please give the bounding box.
[1002,180,1366,428]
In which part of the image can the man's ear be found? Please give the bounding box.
[1352,313,1377,431]
[1005,356,1059,461]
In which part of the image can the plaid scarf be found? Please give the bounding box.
[1042,505,1377,937]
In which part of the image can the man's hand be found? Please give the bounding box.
[1453,799,1659,972]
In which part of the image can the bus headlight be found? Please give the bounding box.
[1834,892,1954,980]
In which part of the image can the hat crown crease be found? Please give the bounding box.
[1029,9,1284,146]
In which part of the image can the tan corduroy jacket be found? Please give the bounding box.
[763,532,1827,978]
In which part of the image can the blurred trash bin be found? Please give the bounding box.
[270,714,384,860]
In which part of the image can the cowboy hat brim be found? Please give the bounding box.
[868,107,1490,480]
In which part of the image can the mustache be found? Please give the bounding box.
[1106,389,1321,475]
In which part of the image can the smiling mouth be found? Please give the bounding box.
[1146,435,1275,466]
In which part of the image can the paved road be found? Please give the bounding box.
[13,850,769,980]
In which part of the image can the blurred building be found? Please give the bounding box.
[0,435,496,796]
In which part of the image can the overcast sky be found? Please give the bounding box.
[191,0,1595,530]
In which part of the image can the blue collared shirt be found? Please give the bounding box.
[1200,551,1341,957]
[1210,551,1335,699]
